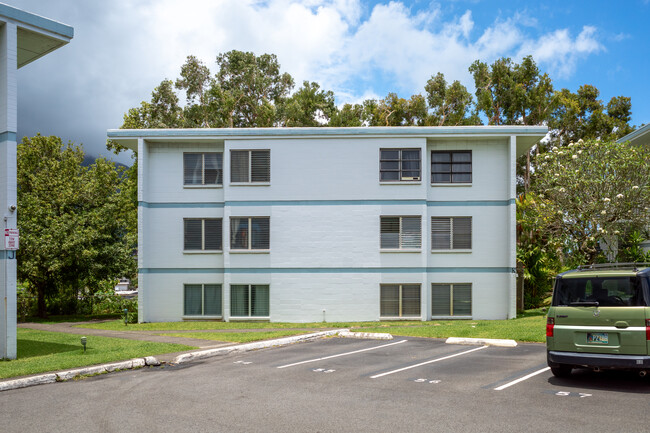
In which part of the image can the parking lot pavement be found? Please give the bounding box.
[2,337,650,433]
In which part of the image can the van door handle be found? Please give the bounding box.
[615,321,629,329]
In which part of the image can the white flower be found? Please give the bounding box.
[601,210,607,215]
[552,146,558,151]
[632,185,639,190]
[603,198,610,202]
[572,155,578,159]
[558,187,566,192]
[589,236,595,241]
[614,230,620,235]
[577,150,583,154]
[554,173,560,177]
[568,142,574,147]
[544,155,550,160]
[557,210,563,215]
[578,139,584,145]
[616,194,624,199]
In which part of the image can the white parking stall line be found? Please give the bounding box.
[494,367,550,391]
[370,345,488,379]
[276,340,408,369]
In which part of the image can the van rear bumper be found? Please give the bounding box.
[548,351,650,369]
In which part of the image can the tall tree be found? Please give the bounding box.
[279,81,336,126]
[424,72,478,126]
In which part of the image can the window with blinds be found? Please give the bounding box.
[184,218,222,251]
[184,284,222,316]
[380,284,421,318]
[431,283,472,316]
[183,153,223,185]
[380,216,421,249]
[431,216,472,250]
[230,217,270,250]
[380,148,421,181]
[431,151,472,183]
[230,150,270,183]
[231,284,270,317]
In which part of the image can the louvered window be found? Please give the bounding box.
[432,283,472,316]
[231,150,270,183]
[380,284,421,318]
[184,284,222,316]
[230,217,270,250]
[184,153,223,185]
[431,217,472,250]
[380,216,421,250]
[231,284,270,317]
[380,148,421,181]
[184,218,222,251]
[431,151,472,183]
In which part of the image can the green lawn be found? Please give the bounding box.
[158,330,314,343]
[0,329,196,380]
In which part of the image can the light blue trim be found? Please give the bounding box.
[138,199,514,208]
[0,131,17,142]
[108,125,548,139]
[0,4,74,38]
[139,267,513,274]
[139,201,224,209]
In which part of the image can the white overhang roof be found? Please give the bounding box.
[0,2,73,68]
[617,123,650,147]
[108,125,548,157]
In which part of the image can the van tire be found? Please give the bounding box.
[550,365,572,377]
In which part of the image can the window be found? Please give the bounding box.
[431,217,472,250]
[184,153,223,185]
[380,284,421,318]
[380,148,421,181]
[231,150,270,183]
[184,284,222,316]
[432,283,472,316]
[431,151,472,183]
[230,217,270,250]
[184,218,222,251]
[380,216,421,250]
[231,284,270,317]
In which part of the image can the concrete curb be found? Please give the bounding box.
[338,331,393,340]
[445,337,518,347]
[0,356,160,392]
[172,329,347,364]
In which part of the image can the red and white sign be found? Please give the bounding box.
[4,228,19,250]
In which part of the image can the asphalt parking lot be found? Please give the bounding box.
[2,337,650,432]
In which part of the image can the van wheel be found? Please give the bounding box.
[550,365,572,377]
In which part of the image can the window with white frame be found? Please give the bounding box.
[230,217,270,250]
[231,284,270,317]
[380,148,421,181]
[431,150,472,183]
[184,284,222,316]
[431,283,472,316]
[184,152,223,185]
[380,216,421,250]
[431,217,472,250]
[184,218,222,251]
[231,150,270,183]
[380,284,421,318]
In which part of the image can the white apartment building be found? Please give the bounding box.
[107,126,547,323]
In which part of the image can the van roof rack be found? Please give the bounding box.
[577,263,650,272]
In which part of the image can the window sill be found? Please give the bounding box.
[182,316,223,320]
[183,185,223,189]
[431,249,472,254]
[229,316,270,321]
[229,249,270,254]
[430,183,472,187]
[230,182,270,187]
[380,181,422,185]
[380,249,422,253]
[183,250,223,254]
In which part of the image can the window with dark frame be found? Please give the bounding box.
[230,217,270,250]
[380,148,421,181]
[380,216,422,250]
[431,283,472,316]
[230,284,270,317]
[184,284,222,316]
[184,153,223,185]
[380,284,421,317]
[184,218,222,251]
[231,150,270,183]
[431,217,472,250]
[431,151,472,183]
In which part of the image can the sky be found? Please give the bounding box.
[5,0,650,164]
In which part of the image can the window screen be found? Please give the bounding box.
[184,153,222,185]
[184,284,222,316]
[231,284,270,317]
[231,150,270,183]
[380,284,421,317]
[380,148,421,181]
[230,217,270,250]
[184,218,222,251]
[431,217,471,250]
[380,216,421,249]
[432,283,472,316]
[431,151,472,183]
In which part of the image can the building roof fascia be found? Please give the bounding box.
[616,123,650,146]
[0,3,73,39]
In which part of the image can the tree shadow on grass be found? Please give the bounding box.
[16,339,80,359]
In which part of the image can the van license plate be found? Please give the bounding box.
[587,332,608,344]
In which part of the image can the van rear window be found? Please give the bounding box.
[552,277,646,307]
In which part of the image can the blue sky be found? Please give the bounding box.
[5,0,650,163]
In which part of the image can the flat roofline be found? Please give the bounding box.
[108,125,548,153]
[617,123,650,146]
[0,3,73,39]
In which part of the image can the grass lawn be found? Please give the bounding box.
[0,329,196,380]
[158,330,315,343]
[21,314,121,324]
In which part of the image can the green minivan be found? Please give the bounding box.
[546,263,650,377]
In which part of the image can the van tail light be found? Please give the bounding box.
[646,319,650,341]
[546,317,555,337]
